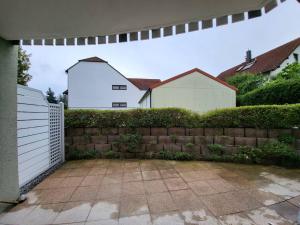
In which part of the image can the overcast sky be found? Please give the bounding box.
[23,0,300,95]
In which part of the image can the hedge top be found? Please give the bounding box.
[65,105,300,129]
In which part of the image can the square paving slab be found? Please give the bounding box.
[0,159,299,225]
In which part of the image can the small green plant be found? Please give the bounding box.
[158,150,193,161]
[278,133,295,145]
[185,142,194,148]
[117,133,142,153]
[103,150,119,159]
[68,148,99,160]
[170,135,177,143]
[207,144,225,156]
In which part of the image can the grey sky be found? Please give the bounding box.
[24,0,300,95]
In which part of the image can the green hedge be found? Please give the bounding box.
[198,104,300,128]
[239,79,300,106]
[65,108,201,128]
[65,105,300,129]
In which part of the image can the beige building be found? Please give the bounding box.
[139,68,237,114]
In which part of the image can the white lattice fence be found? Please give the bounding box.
[49,103,65,166]
[17,85,64,188]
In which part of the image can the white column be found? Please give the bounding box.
[0,37,19,202]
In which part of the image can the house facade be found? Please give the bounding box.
[139,68,237,114]
[218,37,300,81]
[66,57,160,109]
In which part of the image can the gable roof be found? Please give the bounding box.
[139,68,237,103]
[66,56,107,72]
[150,68,237,91]
[128,78,161,90]
[218,37,300,81]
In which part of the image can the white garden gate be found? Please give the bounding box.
[17,85,64,187]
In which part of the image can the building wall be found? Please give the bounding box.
[139,93,151,108]
[0,38,19,202]
[68,62,145,109]
[270,46,300,76]
[150,71,236,113]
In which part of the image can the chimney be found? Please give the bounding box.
[245,50,252,63]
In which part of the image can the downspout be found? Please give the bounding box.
[149,90,152,108]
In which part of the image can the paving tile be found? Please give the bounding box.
[221,176,255,190]
[152,211,184,225]
[97,183,122,200]
[247,207,294,225]
[144,180,168,194]
[68,168,91,177]
[87,199,119,221]
[49,168,71,178]
[34,177,65,190]
[170,190,206,210]
[119,214,152,225]
[60,176,85,188]
[268,201,300,223]
[258,183,300,199]
[106,167,124,175]
[80,175,103,186]
[142,171,161,180]
[120,195,149,217]
[123,172,142,182]
[206,178,236,193]
[38,187,76,204]
[147,192,177,214]
[248,189,284,206]
[160,169,180,179]
[180,209,220,225]
[85,219,118,225]
[164,178,188,191]
[70,186,98,201]
[102,174,123,185]
[88,167,107,176]
[23,203,64,225]
[53,201,92,224]
[0,204,36,225]
[288,195,300,208]
[218,213,256,225]
[122,181,145,196]
[180,171,200,182]
[188,181,218,196]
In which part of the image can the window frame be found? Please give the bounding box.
[293,53,299,62]
[112,102,127,108]
[112,85,127,90]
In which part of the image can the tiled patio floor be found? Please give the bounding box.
[1,159,300,225]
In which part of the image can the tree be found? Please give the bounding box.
[58,94,68,109]
[18,47,32,85]
[46,88,57,103]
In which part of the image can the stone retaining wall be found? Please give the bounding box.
[65,127,300,159]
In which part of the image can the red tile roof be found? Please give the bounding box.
[128,78,161,90]
[218,37,300,81]
[79,56,107,63]
[150,68,237,91]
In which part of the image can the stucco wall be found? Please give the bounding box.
[68,62,145,109]
[0,38,19,202]
[270,46,300,76]
[150,71,236,113]
[139,93,151,108]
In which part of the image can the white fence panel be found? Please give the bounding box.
[17,85,64,188]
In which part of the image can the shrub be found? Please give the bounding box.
[158,150,193,161]
[67,148,99,160]
[207,144,225,155]
[65,108,201,128]
[274,63,300,80]
[226,72,266,95]
[198,104,300,128]
[116,133,142,153]
[238,78,300,106]
[103,150,119,159]
[278,134,296,145]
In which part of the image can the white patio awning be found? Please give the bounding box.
[0,0,284,45]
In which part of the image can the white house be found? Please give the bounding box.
[139,68,237,114]
[218,37,300,80]
[65,57,160,109]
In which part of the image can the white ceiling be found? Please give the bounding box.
[0,0,271,40]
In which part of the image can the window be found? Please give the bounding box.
[112,102,127,108]
[112,85,127,90]
[294,53,299,62]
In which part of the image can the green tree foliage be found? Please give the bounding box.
[273,63,300,80]
[58,94,68,109]
[17,47,32,85]
[46,88,57,103]
[226,72,266,95]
